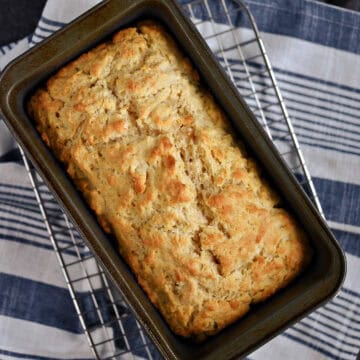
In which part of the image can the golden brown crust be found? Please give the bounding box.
[28,20,311,339]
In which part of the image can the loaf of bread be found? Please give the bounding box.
[28,21,311,339]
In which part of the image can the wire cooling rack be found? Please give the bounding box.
[20,0,325,359]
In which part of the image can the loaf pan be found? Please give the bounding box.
[0,0,345,359]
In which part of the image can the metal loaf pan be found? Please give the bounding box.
[0,0,345,359]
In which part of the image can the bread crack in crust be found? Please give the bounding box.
[28,21,311,339]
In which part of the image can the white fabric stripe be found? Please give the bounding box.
[333,291,359,310]
[274,72,360,107]
[235,81,360,141]
[0,121,16,157]
[275,80,360,116]
[286,327,355,360]
[194,21,360,90]
[300,144,360,186]
[236,75,360,132]
[0,355,19,360]
[261,30,360,90]
[34,28,56,38]
[30,34,43,44]
[300,316,360,348]
[341,254,360,297]
[313,311,360,339]
[0,243,66,289]
[294,320,359,354]
[325,301,360,322]
[226,62,360,119]
[41,0,102,24]
[271,140,360,187]
[249,328,330,360]
[0,40,20,57]
[329,221,360,235]
[225,57,360,108]
[316,306,359,330]
[0,315,143,360]
[0,316,92,360]
[0,38,29,71]
[38,19,62,31]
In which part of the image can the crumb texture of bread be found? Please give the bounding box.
[28,21,311,339]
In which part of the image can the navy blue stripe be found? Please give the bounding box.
[261,111,360,153]
[33,32,47,40]
[337,294,359,307]
[283,332,347,360]
[263,104,360,139]
[288,112,360,138]
[0,210,89,252]
[227,65,360,118]
[0,216,47,233]
[306,314,360,342]
[31,35,44,44]
[271,125,360,157]
[226,69,360,134]
[0,273,127,335]
[329,298,360,317]
[285,137,360,157]
[233,77,360,132]
[274,71,360,104]
[30,39,38,46]
[277,102,358,134]
[0,218,84,248]
[235,74,360,120]
[183,0,360,56]
[320,306,360,327]
[0,348,92,360]
[225,57,360,95]
[0,47,6,55]
[0,208,43,224]
[0,233,58,252]
[0,224,63,243]
[289,326,357,356]
[278,81,360,114]
[342,287,360,299]
[269,122,360,152]
[0,233,85,257]
[0,148,23,163]
[0,183,36,192]
[261,61,360,96]
[0,196,46,212]
[274,72,360,104]
[0,197,56,214]
[37,25,57,34]
[312,177,360,229]
[0,273,82,333]
[0,209,78,245]
[0,198,62,219]
[0,206,87,247]
[40,16,66,28]
[243,0,360,55]
[314,308,360,334]
[0,189,59,206]
[296,320,359,351]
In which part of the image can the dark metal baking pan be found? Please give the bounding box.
[0,0,345,359]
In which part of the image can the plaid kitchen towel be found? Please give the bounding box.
[0,0,359,359]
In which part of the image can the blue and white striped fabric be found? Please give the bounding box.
[0,0,359,359]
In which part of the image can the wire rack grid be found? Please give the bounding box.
[20,0,324,359]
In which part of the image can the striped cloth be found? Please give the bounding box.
[0,0,359,359]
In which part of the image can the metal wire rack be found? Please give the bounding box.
[20,0,325,359]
